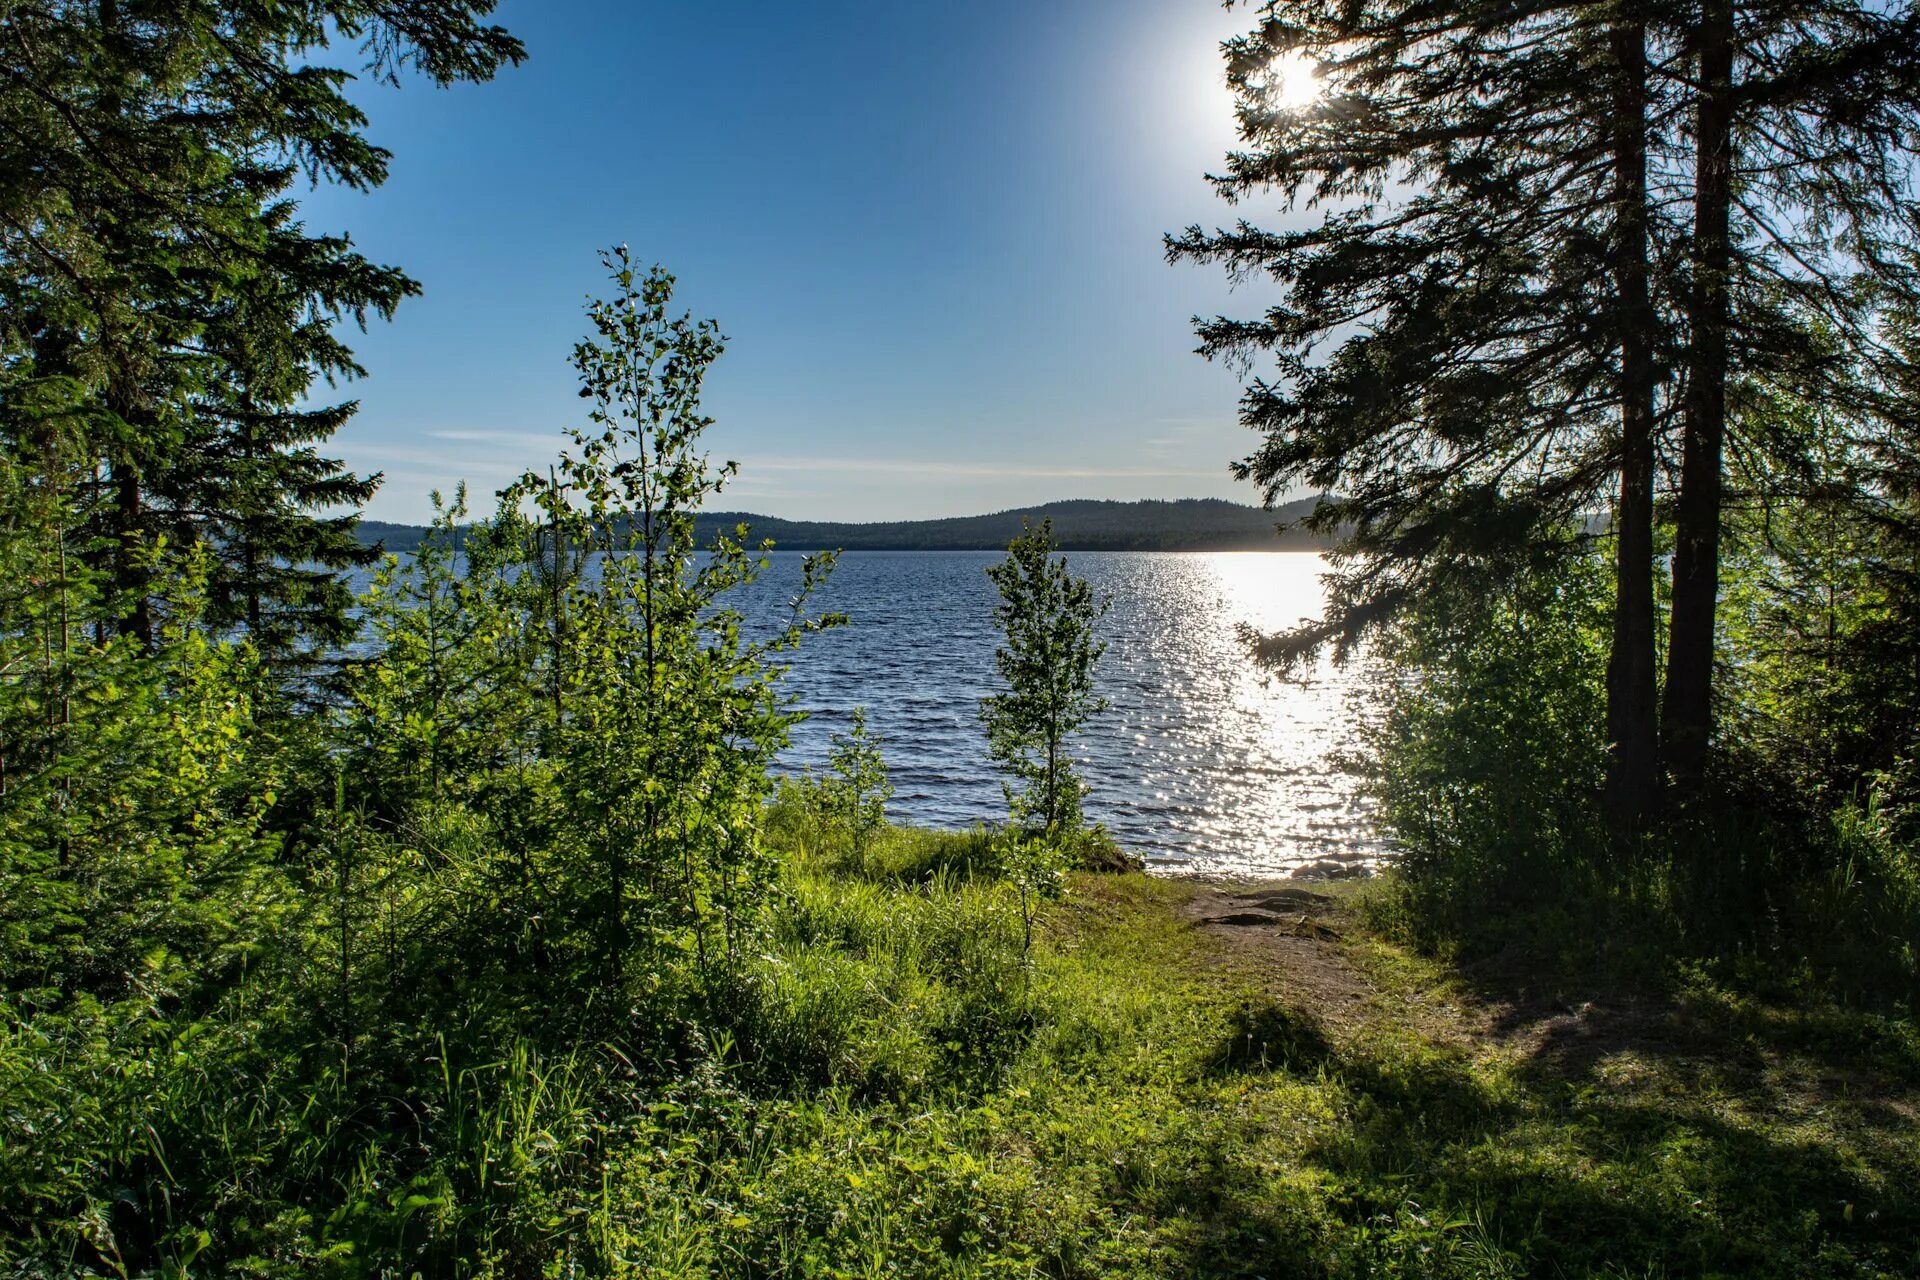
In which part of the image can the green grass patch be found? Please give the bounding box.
[578,856,1920,1278]
[7,830,1916,1277]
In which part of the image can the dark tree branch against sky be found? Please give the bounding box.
[1169,0,1675,827]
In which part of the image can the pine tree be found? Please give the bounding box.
[1167,1,1678,828]
[1659,0,1920,790]
[0,2,523,662]
[1173,0,1920,814]
[1607,0,1663,826]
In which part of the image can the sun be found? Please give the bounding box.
[1250,50,1322,111]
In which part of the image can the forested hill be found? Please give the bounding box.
[356,496,1331,553]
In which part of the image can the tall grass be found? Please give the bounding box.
[7,821,1917,1277]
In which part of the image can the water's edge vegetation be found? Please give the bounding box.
[7,2,1920,1275]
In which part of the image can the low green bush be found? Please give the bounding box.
[1359,545,1920,1012]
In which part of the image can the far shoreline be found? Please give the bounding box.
[355,495,1337,555]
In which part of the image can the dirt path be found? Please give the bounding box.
[1177,879,1746,1065]
[1172,879,1920,1127]
[1173,883,1388,1036]
[1176,878,1691,1063]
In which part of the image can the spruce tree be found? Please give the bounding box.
[159,225,398,668]
[1167,1,1678,827]
[0,2,523,663]
[506,248,842,975]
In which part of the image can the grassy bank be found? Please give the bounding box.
[629,830,1920,1278]
[8,811,1919,1276]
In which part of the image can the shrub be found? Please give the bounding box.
[1358,549,1616,951]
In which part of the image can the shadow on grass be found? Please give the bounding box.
[1206,999,1334,1076]
[1161,956,1920,1276]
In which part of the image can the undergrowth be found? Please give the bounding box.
[10,806,1917,1277]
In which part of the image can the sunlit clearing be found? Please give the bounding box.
[1250,50,1322,111]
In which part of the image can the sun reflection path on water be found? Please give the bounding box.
[765,550,1387,880]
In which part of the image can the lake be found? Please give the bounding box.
[741,550,1383,878]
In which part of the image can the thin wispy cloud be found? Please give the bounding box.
[382,439,1224,484]
[742,456,1225,482]
[424,428,567,447]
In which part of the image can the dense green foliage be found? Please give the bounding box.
[0,251,847,1274]
[12,802,1915,1277]
[1356,519,1920,1008]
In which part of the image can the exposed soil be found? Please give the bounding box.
[1174,883,1386,1035]
[1174,880,1920,1114]
[1179,880,1700,1060]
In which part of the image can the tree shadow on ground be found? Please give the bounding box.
[1164,1026,1918,1278]
[1206,998,1335,1076]
[1158,888,1920,1278]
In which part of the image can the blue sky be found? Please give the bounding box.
[307,0,1272,523]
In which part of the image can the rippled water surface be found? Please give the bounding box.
[744,551,1381,877]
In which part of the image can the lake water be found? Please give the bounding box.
[741,551,1383,878]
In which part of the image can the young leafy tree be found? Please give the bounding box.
[826,706,893,864]
[343,484,537,821]
[1359,543,1613,932]
[997,830,1068,962]
[980,519,1109,837]
[506,247,840,979]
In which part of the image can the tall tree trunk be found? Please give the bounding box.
[99,0,150,649]
[110,450,152,649]
[1664,0,1734,793]
[1605,8,1660,832]
[241,407,263,639]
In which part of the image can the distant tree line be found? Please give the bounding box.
[357,496,1336,555]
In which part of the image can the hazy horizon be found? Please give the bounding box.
[355,493,1314,532]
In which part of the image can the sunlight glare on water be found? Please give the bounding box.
[756,551,1384,878]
